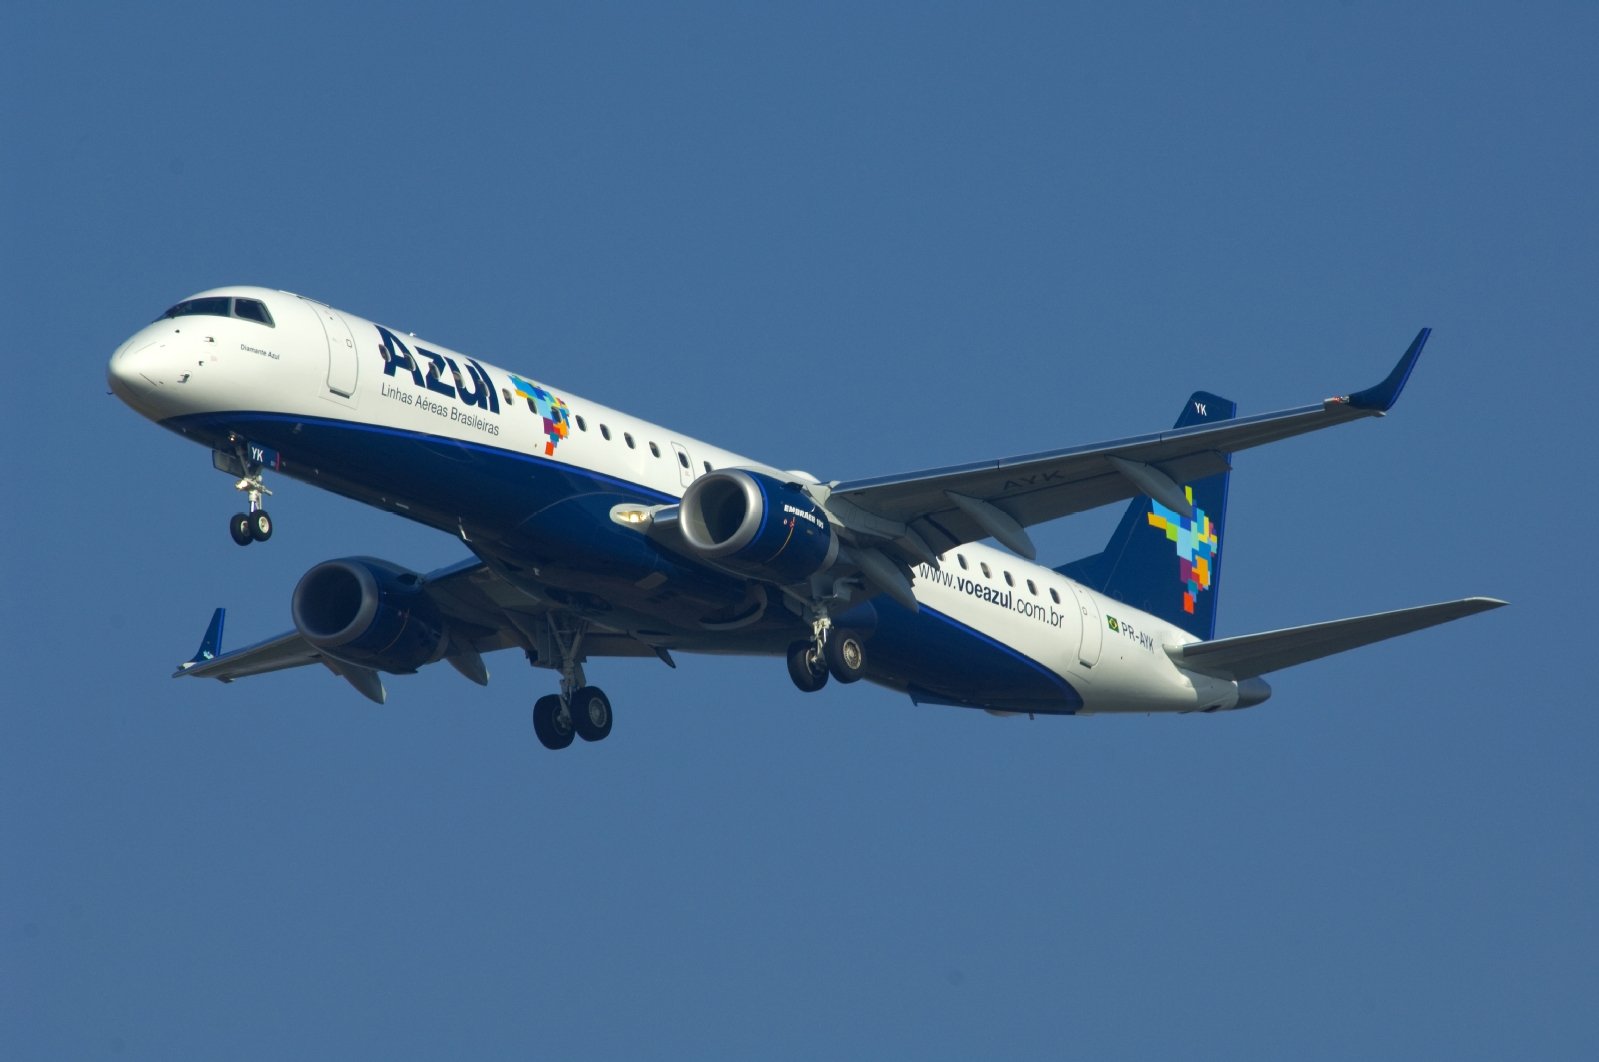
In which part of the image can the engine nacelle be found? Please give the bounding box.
[291,557,449,674]
[678,469,839,584]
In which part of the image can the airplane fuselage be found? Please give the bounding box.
[108,286,1255,715]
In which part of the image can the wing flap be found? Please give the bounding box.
[1167,597,1507,680]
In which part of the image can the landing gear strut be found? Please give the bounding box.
[529,614,614,750]
[227,443,273,546]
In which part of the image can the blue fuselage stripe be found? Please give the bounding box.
[164,409,1078,712]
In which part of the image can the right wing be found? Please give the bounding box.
[1166,597,1507,681]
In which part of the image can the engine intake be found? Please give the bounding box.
[679,469,838,584]
[291,557,448,674]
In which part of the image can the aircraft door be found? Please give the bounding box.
[670,442,695,489]
[1068,584,1103,667]
[303,298,358,398]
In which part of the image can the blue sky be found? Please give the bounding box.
[5,2,1595,1058]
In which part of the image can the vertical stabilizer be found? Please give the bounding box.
[1055,392,1235,639]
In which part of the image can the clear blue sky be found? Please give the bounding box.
[5,2,1595,1058]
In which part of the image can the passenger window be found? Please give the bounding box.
[600,425,611,441]
[980,562,991,578]
[677,451,690,469]
[624,433,636,449]
[649,442,661,458]
[501,388,514,405]
[1027,579,1038,595]
[703,461,712,473]
[1050,588,1061,604]
[575,415,587,432]
[957,555,968,570]
[1004,571,1014,587]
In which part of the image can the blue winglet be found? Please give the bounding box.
[1346,328,1430,411]
[182,608,226,670]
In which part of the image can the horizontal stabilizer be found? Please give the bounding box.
[1168,597,1506,680]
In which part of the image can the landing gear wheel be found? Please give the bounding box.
[824,630,867,683]
[532,694,575,750]
[570,686,613,742]
[787,640,829,693]
[249,510,273,542]
[229,513,254,546]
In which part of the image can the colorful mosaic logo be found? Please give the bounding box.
[508,373,572,456]
[1146,486,1218,615]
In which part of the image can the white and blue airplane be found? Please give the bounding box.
[107,287,1504,748]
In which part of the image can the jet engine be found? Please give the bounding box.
[678,469,838,584]
[291,557,449,673]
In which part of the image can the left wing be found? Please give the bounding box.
[819,329,1429,566]
[173,557,659,703]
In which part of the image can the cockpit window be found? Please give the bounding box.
[160,296,274,327]
[163,297,232,320]
[233,299,274,325]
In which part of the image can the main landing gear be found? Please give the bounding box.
[529,614,614,751]
[786,609,867,693]
[532,686,613,750]
[227,445,274,546]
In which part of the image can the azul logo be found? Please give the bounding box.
[1146,485,1218,615]
[374,326,576,455]
[506,374,572,456]
[376,326,499,413]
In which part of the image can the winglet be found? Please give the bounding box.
[176,608,226,674]
[1344,328,1430,412]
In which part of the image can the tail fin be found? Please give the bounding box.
[1055,392,1236,639]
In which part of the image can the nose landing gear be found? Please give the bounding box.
[229,510,273,545]
[225,444,274,546]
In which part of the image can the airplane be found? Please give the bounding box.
[106,287,1505,749]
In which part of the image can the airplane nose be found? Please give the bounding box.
[107,339,160,398]
[107,336,183,418]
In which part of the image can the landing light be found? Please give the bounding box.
[610,505,653,527]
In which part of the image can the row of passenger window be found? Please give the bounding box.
[567,413,713,474]
[953,552,1063,605]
